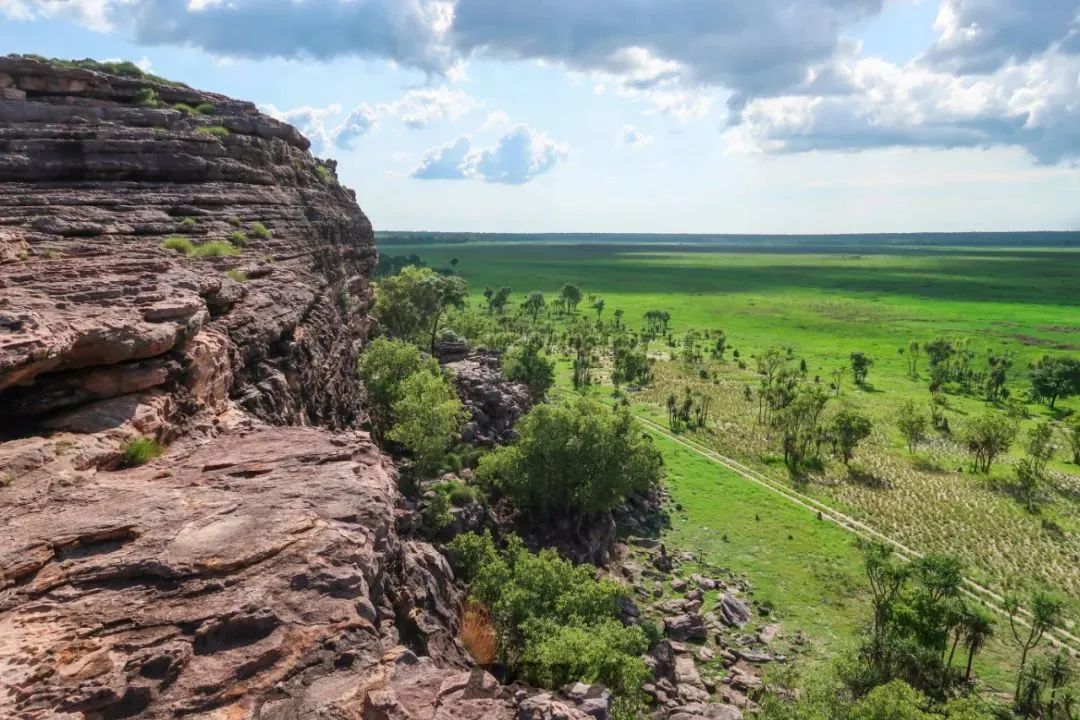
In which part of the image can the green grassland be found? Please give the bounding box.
[385,240,1080,685]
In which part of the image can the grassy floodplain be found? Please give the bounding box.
[381,237,1080,687]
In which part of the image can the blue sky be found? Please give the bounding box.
[3,0,1079,234]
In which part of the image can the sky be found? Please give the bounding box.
[2,0,1079,234]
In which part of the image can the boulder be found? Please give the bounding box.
[717,594,753,628]
[664,613,708,642]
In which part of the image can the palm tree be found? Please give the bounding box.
[1046,650,1074,714]
[1008,592,1065,702]
[962,605,995,683]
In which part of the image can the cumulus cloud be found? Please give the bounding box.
[728,51,1080,164]
[617,125,653,150]
[450,0,884,99]
[412,136,474,180]
[412,124,568,184]
[5,0,458,74]
[923,0,1080,74]
[260,103,342,150]
[261,86,478,150]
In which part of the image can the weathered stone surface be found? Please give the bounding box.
[665,613,708,642]
[717,594,752,628]
[0,428,470,718]
[0,56,484,720]
[0,54,376,430]
[445,350,532,445]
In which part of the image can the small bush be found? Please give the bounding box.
[316,163,336,185]
[161,236,194,255]
[133,87,160,107]
[460,600,498,666]
[190,241,238,258]
[172,102,197,114]
[421,490,454,536]
[195,102,215,114]
[195,125,230,138]
[228,230,249,247]
[249,222,272,239]
[226,269,248,283]
[119,437,164,468]
[226,215,242,227]
[178,216,197,230]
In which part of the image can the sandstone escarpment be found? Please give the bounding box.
[0,54,374,435]
[0,56,490,719]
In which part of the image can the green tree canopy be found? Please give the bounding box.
[386,367,468,476]
[358,338,437,440]
[477,398,663,520]
[1029,355,1080,409]
[373,266,468,351]
[501,339,556,400]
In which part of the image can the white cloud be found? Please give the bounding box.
[412,123,569,184]
[259,103,342,151]
[334,104,378,150]
[412,136,474,180]
[617,125,653,150]
[728,49,1080,164]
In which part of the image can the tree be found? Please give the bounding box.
[522,291,546,322]
[611,338,652,388]
[1006,591,1066,703]
[897,400,929,453]
[590,296,605,318]
[558,283,583,314]
[487,286,511,314]
[477,398,663,522]
[1065,415,1080,464]
[613,308,624,330]
[372,266,468,352]
[387,368,468,476]
[907,340,921,377]
[1016,421,1055,510]
[849,680,934,720]
[960,605,995,684]
[1029,355,1080,409]
[358,338,437,441]
[960,413,1017,473]
[851,352,874,386]
[502,340,556,400]
[831,409,873,465]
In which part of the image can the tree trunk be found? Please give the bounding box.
[965,646,976,683]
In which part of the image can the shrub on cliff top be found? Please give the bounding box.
[133,87,160,108]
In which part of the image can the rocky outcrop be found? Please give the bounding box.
[0,53,375,434]
[0,56,461,719]
[443,351,531,446]
[0,427,468,718]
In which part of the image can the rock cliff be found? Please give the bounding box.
[0,56,485,719]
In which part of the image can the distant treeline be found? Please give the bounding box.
[376,230,1080,248]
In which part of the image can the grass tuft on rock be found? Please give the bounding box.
[118,437,164,468]
[161,236,194,255]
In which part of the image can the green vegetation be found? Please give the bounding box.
[501,338,556,399]
[227,216,242,228]
[118,437,164,468]
[393,240,1080,619]
[189,241,238,258]
[372,266,468,352]
[178,217,197,231]
[316,162,337,185]
[133,87,160,107]
[357,337,465,476]
[23,55,184,86]
[448,531,650,718]
[386,369,468,476]
[477,398,662,521]
[194,125,230,138]
[161,236,194,255]
[228,230,249,247]
[226,269,248,283]
[173,102,214,115]
[249,222,272,239]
